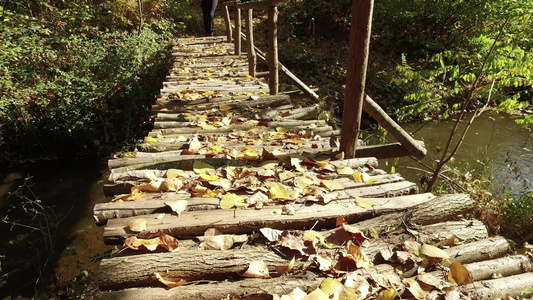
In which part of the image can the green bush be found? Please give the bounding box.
[0,6,171,162]
[501,190,533,240]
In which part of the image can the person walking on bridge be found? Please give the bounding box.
[202,0,218,36]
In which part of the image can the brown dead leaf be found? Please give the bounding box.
[113,188,144,202]
[241,260,270,278]
[278,230,307,255]
[160,178,184,191]
[336,216,346,227]
[417,273,442,289]
[124,233,179,252]
[203,227,222,237]
[342,240,372,269]
[326,223,367,246]
[155,272,187,288]
[275,257,295,275]
[448,260,472,286]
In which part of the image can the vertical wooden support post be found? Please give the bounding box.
[223,5,233,42]
[234,6,242,55]
[340,0,374,158]
[268,5,279,95]
[244,9,256,77]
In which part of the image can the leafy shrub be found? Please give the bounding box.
[501,190,533,240]
[0,6,171,163]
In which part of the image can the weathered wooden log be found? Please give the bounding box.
[223,5,233,42]
[108,154,202,170]
[160,85,266,94]
[96,174,407,223]
[444,236,510,266]
[98,246,290,290]
[103,192,425,244]
[97,273,323,299]
[94,196,219,225]
[458,255,531,281]
[354,193,474,233]
[154,94,291,113]
[458,272,533,300]
[363,95,427,159]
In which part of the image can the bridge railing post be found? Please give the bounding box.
[244,9,257,77]
[223,4,233,42]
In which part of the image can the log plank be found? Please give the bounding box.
[103,192,431,243]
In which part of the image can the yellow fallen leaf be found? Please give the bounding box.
[354,197,380,208]
[320,180,346,191]
[304,288,329,300]
[144,136,158,143]
[352,171,364,183]
[220,193,245,209]
[259,90,267,95]
[337,166,355,175]
[240,146,255,153]
[448,260,473,285]
[243,152,259,160]
[375,289,397,300]
[260,160,279,170]
[113,188,144,202]
[193,161,215,174]
[160,178,183,191]
[199,173,219,181]
[320,278,344,299]
[276,127,288,134]
[269,183,298,200]
[420,243,450,260]
[344,240,372,269]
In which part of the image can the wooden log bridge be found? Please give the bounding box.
[93,2,532,299]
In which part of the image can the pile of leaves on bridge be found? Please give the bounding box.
[121,220,476,299]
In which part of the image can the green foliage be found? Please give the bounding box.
[501,190,533,239]
[0,2,177,163]
[389,0,533,122]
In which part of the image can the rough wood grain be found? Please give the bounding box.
[103,192,428,243]
[458,272,533,300]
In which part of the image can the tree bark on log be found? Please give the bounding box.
[103,192,427,244]
[97,273,323,300]
[458,272,533,300]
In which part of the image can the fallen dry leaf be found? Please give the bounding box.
[278,230,307,255]
[193,160,215,174]
[342,240,372,269]
[124,233,179,252]
[275,256,295,275]
[241,260,270,278]
[129,219,147,232]
[155,272,188,288]
[198,234,248,250]
[164,200,188,214]
[354,196,380,208]
[320,180,346,191]
[420,244,450,260]
[405,278,429,299]
[270,183,298,201]
[375,289,397,300]
[260,227,283,242]
[188,136,202,153]
[448,260,472,286]
[220,193,246,209]
[303,288,329,300]
[320,278,344,299]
